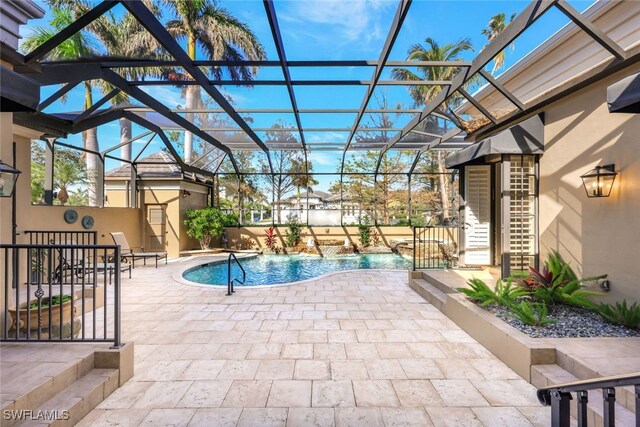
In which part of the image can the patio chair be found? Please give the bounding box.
[49,241,85,284]
[110,232,167,268]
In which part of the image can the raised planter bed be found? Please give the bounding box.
[410,272,556,381]
[179,248,225,257]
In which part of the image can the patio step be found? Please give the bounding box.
[12,368,118,427]
[554,349,637,415]
[1,354,94,427]
[531,364,636,425]
[409,278,447,310]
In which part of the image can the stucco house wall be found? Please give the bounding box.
[538,63,640,303]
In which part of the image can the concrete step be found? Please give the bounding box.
[555,349,637,415]
[12,369,118,427]
[532,364,637,425]
[417,271,456,294]
[1,356,94,427]
[410,278,447,311]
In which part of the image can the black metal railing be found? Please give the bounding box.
[1,243,122,348]
[227,253,246,296]
[412,226,458,270]
[537,372,640,427]
[25,230,98,246]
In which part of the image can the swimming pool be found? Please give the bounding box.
[183,254,412,286]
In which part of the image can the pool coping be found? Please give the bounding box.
[171,253,410,289]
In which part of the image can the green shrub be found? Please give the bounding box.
[29,295,71,309]
[184,208,236,249]
[357,215,372,248]
[457,278,526,307]
[285,215,302,247]
[597,300,640,328]
[510,301,555,326]
[519,251,604,308]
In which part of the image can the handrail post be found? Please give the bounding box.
[111,245,122,348]
[576,390,588,427]
[227,253,233,296]
[550,390,572,427]
[412,226,416,271]
[602,387,615,427]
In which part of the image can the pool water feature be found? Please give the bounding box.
[183,254,412,286]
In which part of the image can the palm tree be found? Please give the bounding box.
[162,0,266,163]
[290,159,319,212]
[391,37,473,108]
[392,38,475,224]
[88,4,169,164]
[482,13,517,74]
[22,7,102,205]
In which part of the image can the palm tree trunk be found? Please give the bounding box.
[83,82,100,206]
[184,35,197,163]
[119,117,132,164]
[437,150,451,224]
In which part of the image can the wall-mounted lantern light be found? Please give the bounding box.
[580,164,617,198]
[0,161,21,197]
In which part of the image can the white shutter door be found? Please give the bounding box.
[464,166,491,265]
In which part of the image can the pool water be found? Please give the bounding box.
[183,254,412,286]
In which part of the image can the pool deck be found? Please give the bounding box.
[74,256,551,426]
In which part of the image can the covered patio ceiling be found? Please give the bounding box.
[4,0,638,182]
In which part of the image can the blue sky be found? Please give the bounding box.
[23,0,595,191]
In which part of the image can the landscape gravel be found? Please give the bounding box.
[486,303,640,338]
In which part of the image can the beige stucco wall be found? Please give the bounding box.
[138,181,209,257]
[23,206,142,247]
[539,63,640,303]
[226,226,451,249]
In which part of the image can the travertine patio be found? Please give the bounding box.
[76,261,549,426]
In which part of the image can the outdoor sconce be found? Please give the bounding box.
[580,164,617,198]
[0,161,21,197]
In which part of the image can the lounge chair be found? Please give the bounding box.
[110,232,167,268]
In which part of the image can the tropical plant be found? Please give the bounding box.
[458,277,526,307]
[284,215,302,248]
[371,229,382,247]
[184,207,236,249]
[30,295,71,310]
[481,12,517,74]
[161,0,266,162]
[264,227,278,251]
[458,278,496,306]
[519,251,604,308]
[391,38,474,223]
[357,215,372,248]
[510,301,555,326]
[597,301,640,328]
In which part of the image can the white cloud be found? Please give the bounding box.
[278,0,395,54]
[307,131,348,143]
[139,86,184,109]
[309,151,339,166]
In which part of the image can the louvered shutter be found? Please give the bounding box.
[464,166,491,265]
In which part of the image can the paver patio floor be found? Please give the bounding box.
[78,261,549,426]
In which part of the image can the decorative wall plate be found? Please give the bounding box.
[64,209,78,224]
[81,215,94,229]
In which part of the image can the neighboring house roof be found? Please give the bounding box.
[282,190,331,202]
[106,151,181,179]
[282,190,354,204]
